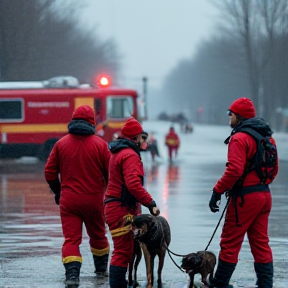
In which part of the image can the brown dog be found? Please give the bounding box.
[181,251,216,288]
[128,214,171,288]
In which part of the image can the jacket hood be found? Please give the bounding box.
[234,117,273,137]
[108,138,141,156]
[68,119,95,135]
[225,117,273,144]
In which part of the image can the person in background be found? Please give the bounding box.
[209,98,278,288]
[96,120,108,137]
[165,126,180,162]
[112,132,120,141]
[104,117,160,288]
[148,132,159,161]
[44,105,111,286]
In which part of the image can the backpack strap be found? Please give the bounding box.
[239,127,270,183]
[239,127,264,141]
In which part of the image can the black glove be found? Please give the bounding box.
[54,192,60,205]
[209,191,221,213]
[47,179,61,205]
[147,200,160,216]
[47,178,60,194]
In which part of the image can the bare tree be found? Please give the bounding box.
[0,0,120,83]
[161,36,250,124]
[211,0,288,118]
[158,1,288,127]
[257,0,288,122]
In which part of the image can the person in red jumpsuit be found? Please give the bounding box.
[209,98,278,288]
[165,126,180,162]
[44,105,111,285]
[104,117,160,288]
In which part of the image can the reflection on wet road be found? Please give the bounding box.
[0,129,288,287]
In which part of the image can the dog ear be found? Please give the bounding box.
[181,254,190,266]
[186,253,197,263]
[188,253,202,266]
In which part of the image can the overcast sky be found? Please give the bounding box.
[80,0,219,91]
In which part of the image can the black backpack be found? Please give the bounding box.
[241,127,278,183]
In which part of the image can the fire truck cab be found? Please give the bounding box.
[0,76,139,160]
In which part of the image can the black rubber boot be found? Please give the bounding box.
[209,259,236,288]
[64,261,81,288]
[254,262,273,288]
[109,265,127,288]
[93,254,109,277]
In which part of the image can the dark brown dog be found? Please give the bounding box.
[128,214,171,288]
[181,251,216,288]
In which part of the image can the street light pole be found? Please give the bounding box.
[142,76,148,120]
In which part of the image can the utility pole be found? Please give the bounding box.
[142,76,148,120]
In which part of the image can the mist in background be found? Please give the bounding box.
[1,0,288,130]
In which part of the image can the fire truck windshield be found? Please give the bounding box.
[106,96,133,119]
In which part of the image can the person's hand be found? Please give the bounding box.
[209,191,221,213]
[148,200,160,216]
[54,192,60,205]
[151,206,160,216]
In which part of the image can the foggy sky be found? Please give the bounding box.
[79,0,218,91]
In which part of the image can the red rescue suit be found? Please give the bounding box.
[165,128,180,160]
[104,141,154,267]
[214,132,278,264]
[45,131,111,265]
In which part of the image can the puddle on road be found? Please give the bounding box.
[0,159,287,287]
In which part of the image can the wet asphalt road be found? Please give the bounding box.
[0,121,287,288]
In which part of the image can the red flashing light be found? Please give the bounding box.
[97,75,111,88]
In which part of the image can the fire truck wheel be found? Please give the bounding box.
[38,138,58,161]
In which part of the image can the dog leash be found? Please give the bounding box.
[164,197,230,273]
[204,196,230,251]
[165,242,186,273]
[157,220,186,273]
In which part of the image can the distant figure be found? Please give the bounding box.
[196,107,203,123]
[180,120,186,132]
[96,120,108,137]
[185,122,193,133]
[148,132,159,161]
[165,127,180,161]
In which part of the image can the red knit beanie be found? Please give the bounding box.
[229,98,256,119]
[121,118,143,139]
[72,105,95,125]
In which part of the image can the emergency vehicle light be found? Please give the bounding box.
[97,76,111,88]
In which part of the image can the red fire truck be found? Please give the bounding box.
[0,76,142,160]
